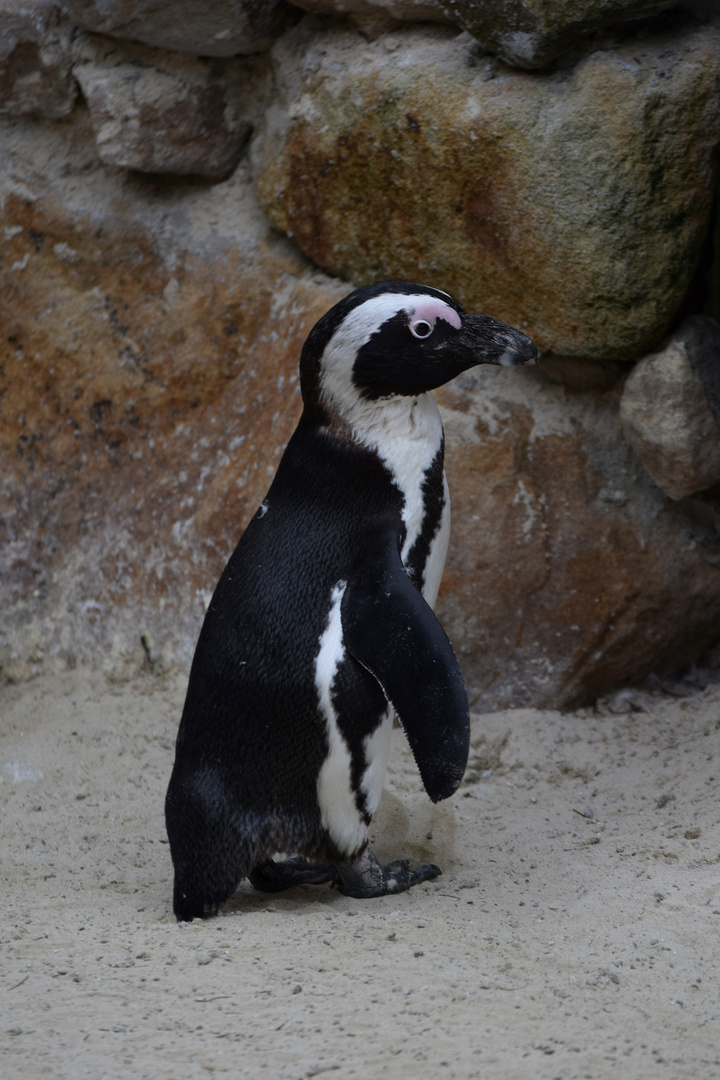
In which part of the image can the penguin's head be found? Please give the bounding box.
[300,280,538,420]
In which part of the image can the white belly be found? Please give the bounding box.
[314,392,450,850]
[315,581,369,856]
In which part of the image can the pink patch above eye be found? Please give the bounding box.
[412,299,462,330]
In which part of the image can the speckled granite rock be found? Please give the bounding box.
[0,0,77,118]
[436,365,720,709]
[254,16,720,362]
[72,35,257,179]
[289,0,448,28]
[438,0,675,69]
[59,0,298,56]
[0,112,348,681]
[4,113,720,704]
[620,317,720,501]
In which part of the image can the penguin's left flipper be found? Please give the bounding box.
[341,543,470,803]
[248,857,337,893]
[335,847,441,898]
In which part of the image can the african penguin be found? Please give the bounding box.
[165,280,538,921]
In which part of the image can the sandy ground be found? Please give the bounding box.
[1,667,719,1080]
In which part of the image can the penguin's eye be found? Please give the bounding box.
[409,319,433,340]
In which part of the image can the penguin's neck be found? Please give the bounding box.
[321,390,443,459]
[326,391,447,579]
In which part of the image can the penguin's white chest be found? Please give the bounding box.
[361,392,450,607]
[313,393,451,857]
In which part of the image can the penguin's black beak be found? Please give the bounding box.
[455,314,539,368]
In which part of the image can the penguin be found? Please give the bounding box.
[165,280,538,921]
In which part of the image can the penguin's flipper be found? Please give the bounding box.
[248,857,337,893]
[335,847,441,898]
[341,544,470,803]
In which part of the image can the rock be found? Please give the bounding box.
[538,355,627,393]
[4,31,720,708]
[0,0,77,118]
[4,110,720,705]
[619,317,720,501]
[0,110,348,682]
[59,0,298,56]
[254,16,720,362]
[438,0,675,69]
[72,35,257,179]
[289,0,449,27]
[435,365,720,710]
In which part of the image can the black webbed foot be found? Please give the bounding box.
[334,847,441,898]
[248,857,337,893]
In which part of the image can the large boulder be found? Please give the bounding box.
[438,1,676,69]
[288,0,680,68]
[59,0,298,56]
[254,15,720,362]
[436,366,720,710]
[0,0,77,118]
[0,112,348,681]
[620,317,720,501]
[72,35,256,179]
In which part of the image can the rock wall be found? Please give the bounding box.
[1,0,720,709]
[254,14,720,361]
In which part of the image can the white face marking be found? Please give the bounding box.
[315,581,368,856]
[319,292,461,428]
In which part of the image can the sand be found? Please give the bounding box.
[1,667,719,1079]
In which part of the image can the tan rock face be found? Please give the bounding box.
[4,76,720,708]
[439,0,675,69]
[620,317,720,501]
[73,36,256,179]
[436,368,720,709]
[254,18,720,362]
[1,113,347,680]
[0,1,77,118]
[4,116,720,706]
[60,0,298,56]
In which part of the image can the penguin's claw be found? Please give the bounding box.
[248,857,337,893]
[335,847,441,898]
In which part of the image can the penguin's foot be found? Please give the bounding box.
[334,847,441,898]
[248,857,337,893]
